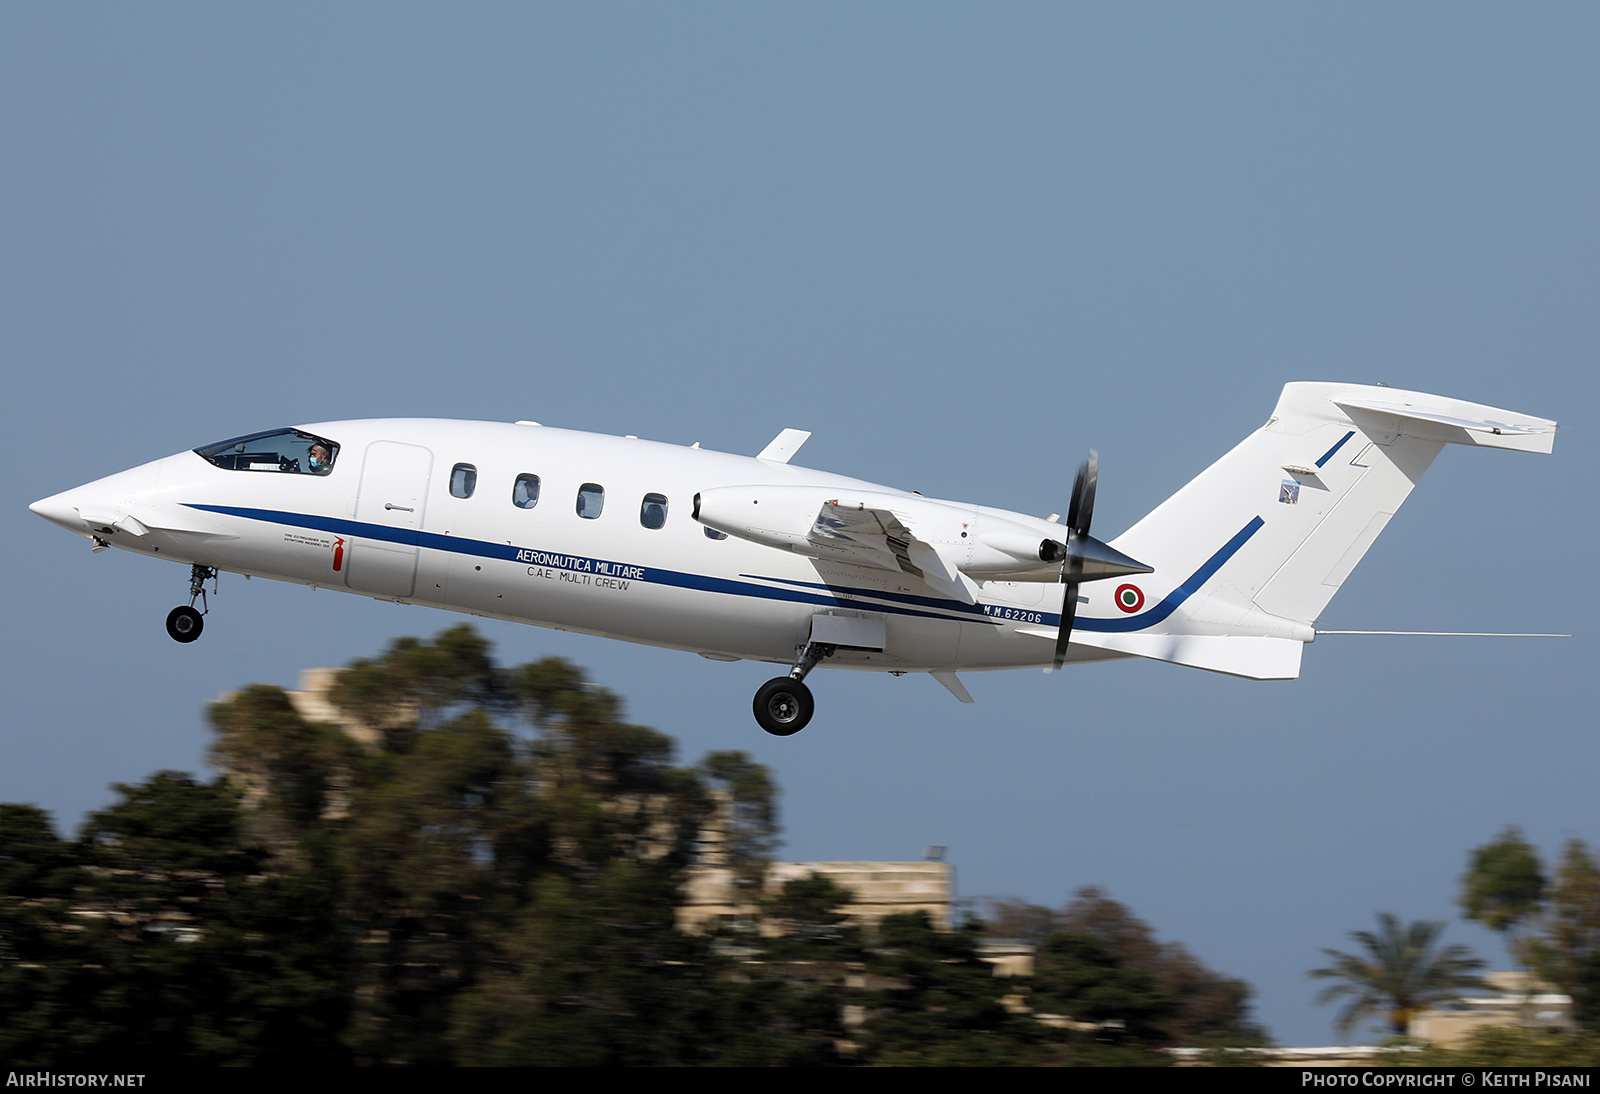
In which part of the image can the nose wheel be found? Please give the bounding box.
[166,564,216,644]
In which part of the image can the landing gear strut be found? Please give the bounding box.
[165,564,216,644]
[752,641,835,736]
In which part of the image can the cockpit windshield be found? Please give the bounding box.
[195,428,341,475]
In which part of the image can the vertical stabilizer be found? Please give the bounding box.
[1076,383,1556,679]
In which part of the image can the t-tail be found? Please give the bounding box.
[1070,382,1557,680]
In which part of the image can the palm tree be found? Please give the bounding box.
[1310,913,1488,1039]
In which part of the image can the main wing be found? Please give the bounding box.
[808,500,980,604]
[695,484,1098,602]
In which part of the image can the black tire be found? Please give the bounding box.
[166,606,204,643]
[753,677,814,736]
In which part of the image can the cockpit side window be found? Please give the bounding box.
[195,429,340,475]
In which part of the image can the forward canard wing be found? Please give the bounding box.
[70,503,238,541]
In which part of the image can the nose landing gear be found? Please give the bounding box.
[165,564,216,644]
[752,641,835,736]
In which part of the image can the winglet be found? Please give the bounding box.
[757,428,812,463]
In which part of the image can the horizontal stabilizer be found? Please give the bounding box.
[1332,395,1556,454]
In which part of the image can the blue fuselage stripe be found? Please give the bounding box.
[183,504,1265,636]
[182,504,983,625]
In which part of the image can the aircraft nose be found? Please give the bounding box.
[30,490,86,532]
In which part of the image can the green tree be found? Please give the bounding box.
[985,887,1266,1047]
[0,805,88,1065]
[1529,839,1600,1030]
[68,773,347,1064]
[1310,913,1488,1039]
[1030,931,1175,1044]
[330,624,505,747]
[698,750,780,892]
[980,896,1061,943]
[511,655,708,874]
[765,871,859,949]
[449,863,744,1065]
[205,628,743,1065]
[1383,1025,1600,1067]
[209,683,364,858]
[11,627,814,1066]
[12,623,1272,1066]
[338,707,526,1064]
[855,911,1058,1065]
[1461,826,1547,970]
[1057,886,1264,1046]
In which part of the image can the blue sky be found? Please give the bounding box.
[3,4,1595,1046]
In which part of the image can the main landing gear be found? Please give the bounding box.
[753,641,835,736]
[165,564,216,644]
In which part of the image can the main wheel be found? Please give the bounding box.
[753,677,814,736]
[165,606,204,643]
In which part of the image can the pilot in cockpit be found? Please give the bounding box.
[307,444,333,475]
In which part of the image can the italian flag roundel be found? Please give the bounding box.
[1114,584,1145,614]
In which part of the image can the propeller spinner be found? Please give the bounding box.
[1054,451,1153,669]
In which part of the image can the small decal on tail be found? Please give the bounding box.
[1279,479,1300,505]
[1114,584,1145,613]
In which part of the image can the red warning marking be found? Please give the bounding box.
[332,537,345,572]
[1114,583,1144,613]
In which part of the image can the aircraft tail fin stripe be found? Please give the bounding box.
[1315,430,1356,468]
[1075,517,1264,633]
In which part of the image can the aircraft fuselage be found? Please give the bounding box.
[30,419,1101,674]
[34,383,1557,733]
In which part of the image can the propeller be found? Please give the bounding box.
[1053,451,1153,670]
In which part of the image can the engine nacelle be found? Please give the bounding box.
[693,485,1069,581]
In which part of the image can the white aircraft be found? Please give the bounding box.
[31,382,1557,735]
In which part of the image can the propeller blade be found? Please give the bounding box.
[1054,580,1079,669]
[1065,450,1097,536]
[1056,452,1097,669]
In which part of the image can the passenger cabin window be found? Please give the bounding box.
[576,483,605,519]
[450,464,477,499]
[640,493,668,530]
[512,474,541,509]
[194,429,339,475]
[704,526,728,541]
